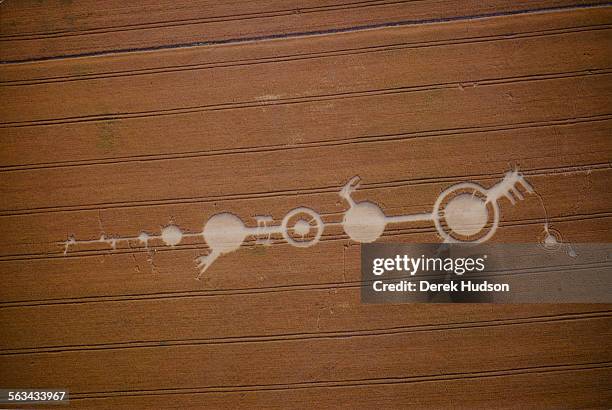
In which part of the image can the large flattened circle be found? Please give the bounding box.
[203,213,247,254]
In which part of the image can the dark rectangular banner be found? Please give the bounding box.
[361,243,611,303]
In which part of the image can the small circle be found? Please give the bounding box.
[161,225,183,246]
[539,228,562,251]
[544,234,558,246]
[203,213,247,254]
[443,194,488,237]
[293,219,311,236]
[282,207,323,248]
[343,201,386,243]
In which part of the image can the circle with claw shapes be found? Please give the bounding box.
[433,182,499,243]
[203,213,247,255]
[281,207,323,247]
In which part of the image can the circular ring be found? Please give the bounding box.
[281,207,324,248]
[433,182,499,244]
